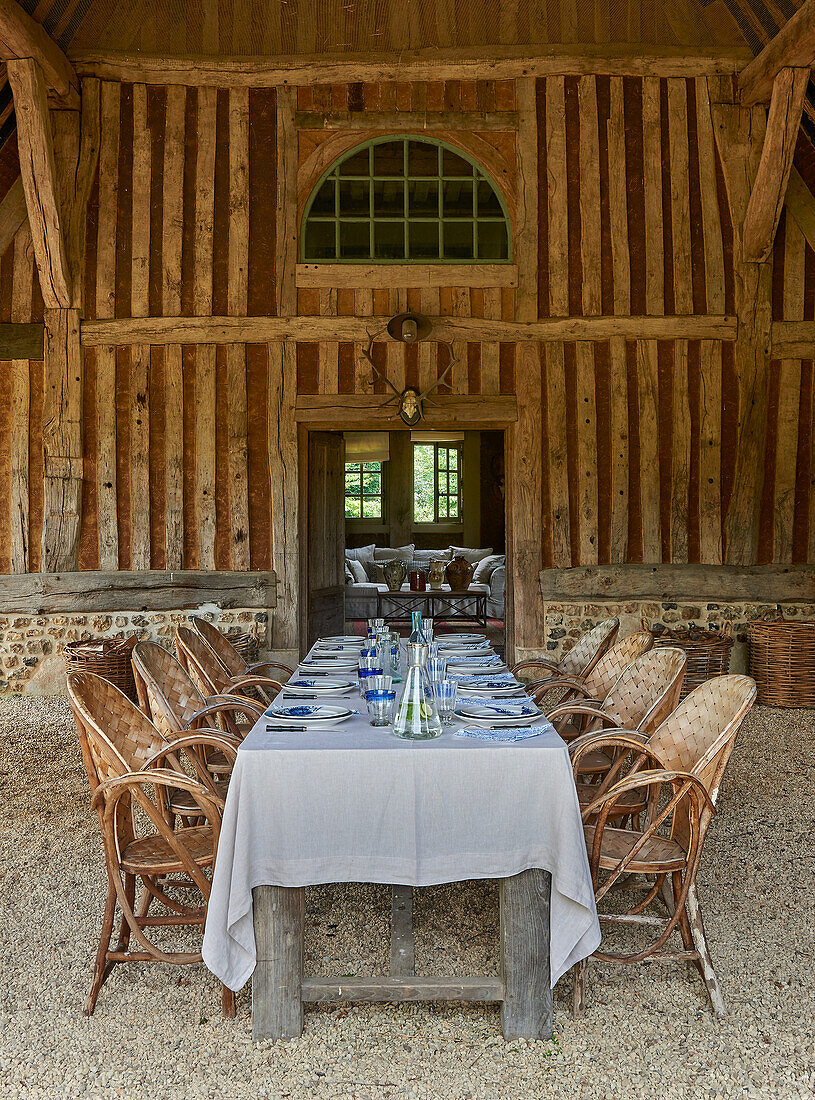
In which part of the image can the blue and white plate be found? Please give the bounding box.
[435,633,484,645]
[283,678,355,696]
[437,639,491,651]
[454,707,539,727]
[300,656,359,671]
[320,635,365,646]
[458,701,541,720]
[456,680,526,697]
[439,645,496,657]
[266,704,356,725]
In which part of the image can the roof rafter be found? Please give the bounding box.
[0,0,77,105]
[739,0,815,105]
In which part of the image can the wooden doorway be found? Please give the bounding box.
[300,430,347,651]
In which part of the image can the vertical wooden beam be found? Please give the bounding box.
[163,84,185,569]
[638,340,661,562]
[272,85,299,652]
[510,75,542,654]
[451,286,468,394]
[546,76,571,569]
[130,84,151,570]
[194,86,217,571]
[607,77,630,317]
[10,223,32,572]
[711,84,773,565]
[482,286,501,395]
[609,336,629,563]
[776,217,804,563]
[41,307,82,571]
[417,287,438,391]
[7,57,71,309]
[228,86,250,569]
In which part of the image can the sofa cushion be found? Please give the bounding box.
[347,559,368,584]
[345,543,375,563]
[412,548,451,563]
[472,553,505,584]
[373,543,415,560]
[449,545,493,563]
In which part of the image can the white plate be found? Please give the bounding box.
[283,678,355,695]
[449,664,508,677]
[435,633,485,644]
[267,704,355,725]
[454,709,539,727]
[459,683,527,697]
[438,646,495,657]
[458,702,541,720]
[313,642,364,652]
[300,658,360,670]
[320,635,365,645]
[447,656,504,667]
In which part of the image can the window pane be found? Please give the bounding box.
[310,179,336,216]
[408,140,439,177]
[443,221,474,260]
[476,178,503,217]
[372,179,404,216]
[443,148,472,177]
[408,179,438,216]
[362,497,382,518]
[413,444,435,522]
[448,495,459,518]
[477,220,509,260]
[362,471,381,494]
[339,148,370,176]
[304,220,336,260]
[449,471,458,494]
[409,221,439,260]
[373,141,405,177]
[339,179,369,216]
[345,498,361,518]
[443,180,473,218]
[448,448,458,470]
[374,221,405,260]
[339,221,370,259]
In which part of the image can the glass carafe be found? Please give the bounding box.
[393,643,442,740]
[408,611,424,645]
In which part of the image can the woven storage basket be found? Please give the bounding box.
[644,619,734,700]
[64,636,139,701]
[223,629,259,663]
[747,618,815,708]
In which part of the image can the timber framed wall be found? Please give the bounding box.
[0,51,813,675]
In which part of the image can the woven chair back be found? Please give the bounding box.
[190,616,245,679]
[602,646,687,734]
[67,671,167,785]
[582,630,654,701]
[132,641,207,739]
[175,626,231,696]
[560,618,620,678]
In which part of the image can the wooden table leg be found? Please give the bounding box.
[499,869,553,1040]
[390,885,415,976]
[252,885,304,1041]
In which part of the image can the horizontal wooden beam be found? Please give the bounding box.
[0,0,77,103]
[80,314,738,347]
[296,111,519,131]
[771,320,815,357]
[0,569,277,613]
[301,976,504,1002]
[294,394,518,427]
[739,0,815,105]
[70,46,750,88]
[296,263,519,289]
[539,564,814,602]
[0,321,43,358]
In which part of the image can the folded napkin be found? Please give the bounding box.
[451,672,518,686]
[455,723,555,742]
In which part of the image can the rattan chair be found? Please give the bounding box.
[530,630,654,734]
[175,625,283,706]
[67,672,238,1016]
[190,615,294,682]
[511,617,619,684]
[569,674,757,1018]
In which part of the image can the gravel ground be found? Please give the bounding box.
[0,696,813,1100]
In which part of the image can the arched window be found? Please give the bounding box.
[301,136,511,263]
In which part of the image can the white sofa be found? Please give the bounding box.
[344,545,506,621]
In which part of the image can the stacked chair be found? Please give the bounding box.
[190,615,294,682]
[67,672,240,1017]
[512,617,619,686]
[175,625,283,707]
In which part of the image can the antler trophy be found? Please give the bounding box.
[360,313,460,427]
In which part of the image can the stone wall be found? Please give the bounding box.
[0,608,270,695]
[535,599,815,673]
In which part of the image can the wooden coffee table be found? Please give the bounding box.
[377,587,488,628]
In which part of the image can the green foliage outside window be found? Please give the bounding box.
[413,443,461,524]
[345,462,383,520]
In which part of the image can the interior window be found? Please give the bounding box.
[413,443,462,524]
[345,461,384,520]
[302,137,510,263]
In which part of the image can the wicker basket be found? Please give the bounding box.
[64,635,139,702]
[223,629,259,663]
[747,618,815,708]
[644,619,734,700]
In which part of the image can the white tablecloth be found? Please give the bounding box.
[202,656,601,993]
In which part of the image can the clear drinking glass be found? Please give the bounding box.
[427,655,448,683]
[366,689,396,727]
[388,632,402,682]
[366,674,393,693]
[433,679,458,725]
[358,652,381,695]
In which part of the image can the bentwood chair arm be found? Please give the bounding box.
[91,767,217,813]
[183,697,264,731]
[511,657,561,678]
[246,660,294,677]
[141,731,239,781]
[227,674,284,696]
[547,702,615,723]
[568,727,648,759]
[581,767,716,824]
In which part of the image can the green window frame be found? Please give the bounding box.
[302,136,512,264]
[345,460,385,521]
[413,442,462,525]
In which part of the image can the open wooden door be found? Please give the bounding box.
[305,431,346,649]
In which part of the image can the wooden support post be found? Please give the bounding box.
[41,308,82,571]
[738,0,815,105]
[499,869,552,1040]
[0,0,78,104]
[711,83,773,565]
[252,885,304,1041]
[390,886,415,976]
